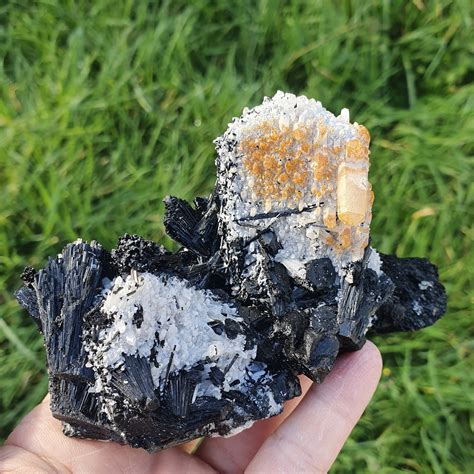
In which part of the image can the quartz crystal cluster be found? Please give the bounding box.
[16,92,446,451]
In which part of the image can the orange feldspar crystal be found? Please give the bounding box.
[336,164,369,226]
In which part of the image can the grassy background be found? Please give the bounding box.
[0,0,472,472]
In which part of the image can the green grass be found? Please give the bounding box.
[0,0,472,471]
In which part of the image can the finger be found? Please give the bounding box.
[246,341,382,473]
[3,396,214,474]
[195,376,313,473]
[0,445,59,473]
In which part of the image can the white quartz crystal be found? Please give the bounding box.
[89,272,261,399]
[215,91,373,283]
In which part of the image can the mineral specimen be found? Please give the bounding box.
[16,92,447,451]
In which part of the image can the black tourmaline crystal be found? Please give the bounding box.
[16,92,447,451]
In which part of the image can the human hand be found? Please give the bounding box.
[0,341,381,473]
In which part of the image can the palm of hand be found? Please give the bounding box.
[0,342,381,474]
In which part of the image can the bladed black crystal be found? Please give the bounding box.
[15,196,446,451]
[15,93,447,451]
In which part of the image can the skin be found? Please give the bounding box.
[0,341,382,474]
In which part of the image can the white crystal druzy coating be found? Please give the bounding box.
[88,272,272,402]
[215,91,373,280]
